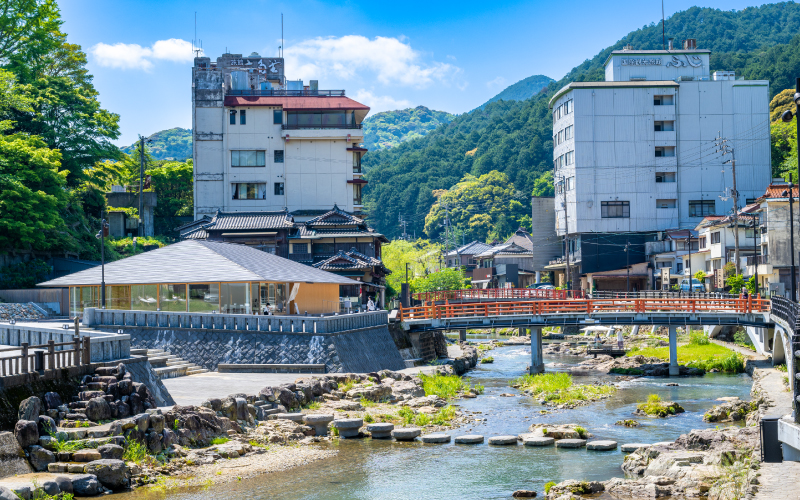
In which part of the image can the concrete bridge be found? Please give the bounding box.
[400,292,780,377]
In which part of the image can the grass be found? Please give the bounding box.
[609,367,644,375]
[573,426,588,439]
[626,341,745,373]
[248,440,269,450]
[419,373,475,400]
[544,481,556,494]
[29,479,75,500]
[339,378,358,393]
[46,429,87,453]
[480,356,494,364]
[359,397,377,407]
[477,344,494,351]
[397,406,415,426]
[210,437,229,445]
[363,413,375,424]
[304,401,321,410]
[776,364,788,373]
[414,413,431,426]
[637,394,682,417]
[431,405,457,426]
[123,439,153,465]
[510,372,616,405]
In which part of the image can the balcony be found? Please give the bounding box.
[227,89,346,97]
[282,123,362,130]
[746,255,769,266]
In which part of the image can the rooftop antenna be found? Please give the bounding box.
[193,12,202,58]
[661,0,666,50]
[281,13,284,58]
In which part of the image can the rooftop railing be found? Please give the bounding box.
[227,89,346,97]
[282,123,362,130]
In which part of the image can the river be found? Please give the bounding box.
[111,341,753,500]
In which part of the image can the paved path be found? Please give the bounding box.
[161,372,315,407]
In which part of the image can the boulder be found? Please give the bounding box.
[85,397,112,421]
[98,444,124,460]
[149,414,165,433]
[235,398,249,421]
[512,491,537,498]
[27,445,54,471]
[118,380,133,396]
[621,443,651,453]
[0,487,17,500]
[346,384,392,402]
[454,435,484,444]
[85,459,130,490]
[488,435,518,446]
[73,448,102,462]
[146,430,163,454]
[391,427,421,441]
[43,392,62,411]
[277,387,298,409]
[71,474,102,496]
[37,415,56,437]
[39,481,60,496]
[14,420,38,448]
[53,476,73,495]
[134,412,150,433]
[18,397,41,421]
[389,380,425,399]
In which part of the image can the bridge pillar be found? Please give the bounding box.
[459,329,467,342]
[631,325,639,336]
[668,325,679,376]
[530,327,544,374]
[519,327,528,337]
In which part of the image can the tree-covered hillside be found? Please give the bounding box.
[476,74,553,110]
[363,2,800,240]
[122,127,192,160]
[363,106,455,151]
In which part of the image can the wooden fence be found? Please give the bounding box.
[0,336,90,377]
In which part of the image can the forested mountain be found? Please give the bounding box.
[363,2,800,240]
[122,127,192,160]
[476,74,553,110]
[363,106,455,151]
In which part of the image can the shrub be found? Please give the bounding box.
[398,406,415,425]
[363,413,375,424]
[544,481,556,494]
[431,405,456,425]
[359,397,376,407]
[123,439,152,465]
[511,372,616,404]
[305,401,322,410]
[574,426,587,439]
[636,394,684,417]
[414,413,431,426]
[733,329,754,347]
[689,332,710,345]
[610,367,644,375]
[340,379,357,393]
[480,356,494,364]
[419,373,471,399]
[210,437,229,445]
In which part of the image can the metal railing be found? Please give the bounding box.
[282,123,362,130]
[746,255,769,266]
[0,336,90,377]
[589,291,738,300]
[227,89,346,97]
[411,288,584,302]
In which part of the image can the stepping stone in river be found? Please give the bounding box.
[391,427,421,441]
[522,436,555,447]
[587,440,618,451]
[621,443,650,453]
[273,413,304,422]
[455,435,484,444]
[303,414,334,436]
[554,439,587,448]
[488,435,518,445]
[421,433,451,444]
[331,418,363,438]
[366,423,394,439]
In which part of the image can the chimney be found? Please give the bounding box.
[683,38,697,50]
[668,38,674,50]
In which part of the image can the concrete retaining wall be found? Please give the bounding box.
[0,325,130,362]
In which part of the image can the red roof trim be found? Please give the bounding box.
[224,95,369,111]
[347,179,368,185]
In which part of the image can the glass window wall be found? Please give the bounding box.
[159,284,187,312]
[221,283,251,314]
[259,282,287,314]
[131,285,158,311]
[70,286,99,316]
[189,284,219,312]
[104,285,131,310]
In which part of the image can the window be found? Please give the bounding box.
[657,261,672,268]
[601,201,630,218]
[286,110,355,128]
[229,110,236,125]
[240,110,246,125]
[231,150,265,167]
[566,177,575,190]
[711,231,721,244]
[689,200,715,217]
[565,151,574,165]
[274,182,284,196]
[676,262,683,273]
[232,183,266,200]
[654,95,674,105]
[353,183,363,205]
[655,146,675,157]
[565,125,573,140]
[557,130,563,144]
[274,150,284,163]
[746,198,757,205]
[273,110,283,124]
[699,236,707,249]
[745,228,755,238]
[654,121,675,132]
[656,199,676,208]
[353,152,362,173]
[564,99,572,115]
[655,172,676,182]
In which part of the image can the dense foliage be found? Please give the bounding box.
[363,106,455,151]
[363,2,800,239]
[121,127,192,160]
[0,259,52,289]
[770,89,798,180]
[411,267,470,293]
[380,239,443,297]
[475,74,553,110]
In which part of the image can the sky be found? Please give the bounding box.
[59,0,781,146]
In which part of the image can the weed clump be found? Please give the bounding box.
[510,372,616,405]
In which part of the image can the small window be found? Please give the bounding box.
[656,172,676,183]
[711,231,721,244]
[655,146,675,157]
[565,151,574,165]
[274,182,284,195]
[656,199,676,208]
[229,110,236,125]
[699,236,707,249]
[601,201,630,218]
[274,110,283,124]
[654,95,674,105]
[746,198,757,205]
[689,200,715,217]
[745,228,755,238]
[231,150,265,167]
[566,177,575,190]
[274,150,284,163]
[654,120,675,132]
[231,183,266,200]
[565,125,573,140]
[240,110,246,125]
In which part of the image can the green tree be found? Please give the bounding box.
[0,259,52,289]
[532,171,555,197]
[726,274,745,294]
[0,0,62,66]
[380,239,442,298]
[746,275,757,295]
[693,270,707,282]
[411,267,470,293]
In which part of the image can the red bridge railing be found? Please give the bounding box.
[411,288,584,302]
[398,295,770,321]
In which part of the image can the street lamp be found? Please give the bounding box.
[95,215,109,308]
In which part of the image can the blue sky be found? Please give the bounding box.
[60,0,780,146]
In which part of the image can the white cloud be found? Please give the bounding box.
[487,76,506,89]
[353,90,411,113]
[91,38,200,71]
[283,35,460,88]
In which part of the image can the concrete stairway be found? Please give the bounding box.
[133,348,208,379]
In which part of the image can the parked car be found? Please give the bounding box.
[527,283,555,290]
[679,278,705,292]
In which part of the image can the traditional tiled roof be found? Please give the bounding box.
[664,229,698,240]
[305,205,363,226]
[445,241,493,257]
[758,183,800,201]
[182,228,209,240]
[504,228,535,252]
[38,240,360,287]
[312,248,390,274]
[476,242,532,258]
[204,210,294,231]
[174,216,212,233]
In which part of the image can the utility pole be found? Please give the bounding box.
[625,237,630,293]
[95,213,109,308]
[686,235,692,290]
[789,175,797,301]
[716,136,740,274]
[752,212,759,295]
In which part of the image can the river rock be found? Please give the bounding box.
[391,427,421,441]
[43,392,62,411]
[134,412,150,432]
[527,424,583,439]
[621,443,651,452]
[0,486,17,500]
[73,448,102,462]
[511,490,537,498]
[18,397,41,421]
[273,413,304,422]
[85,397,111,421]
[455,435,484,444]
[488,435,518,445]
[388,380,425,400]
[27,445,54,471]
[39,480,60,496]
[14,420,38,448]
[37,415,56,437]
[52,476,73,495]
[331,418,362,438]
[85,459,129,490]
[366,423,394,439]
[548,480,604,497]
[555,439,587,448]
[71,474,102,496]
[587,440,618,451]
[521,435,555,447]
[421,433,451,443]
[149,414,165,433]
[405,395,447,408]
[346,384,392,402]
[98,444,124,460]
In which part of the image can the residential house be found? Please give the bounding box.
[646,229,699,288]
[473,243,536,288]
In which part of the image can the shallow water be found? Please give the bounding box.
[112,343,752,500]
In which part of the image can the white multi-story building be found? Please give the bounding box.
[192,53,370,218]
[549,39,771,290]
